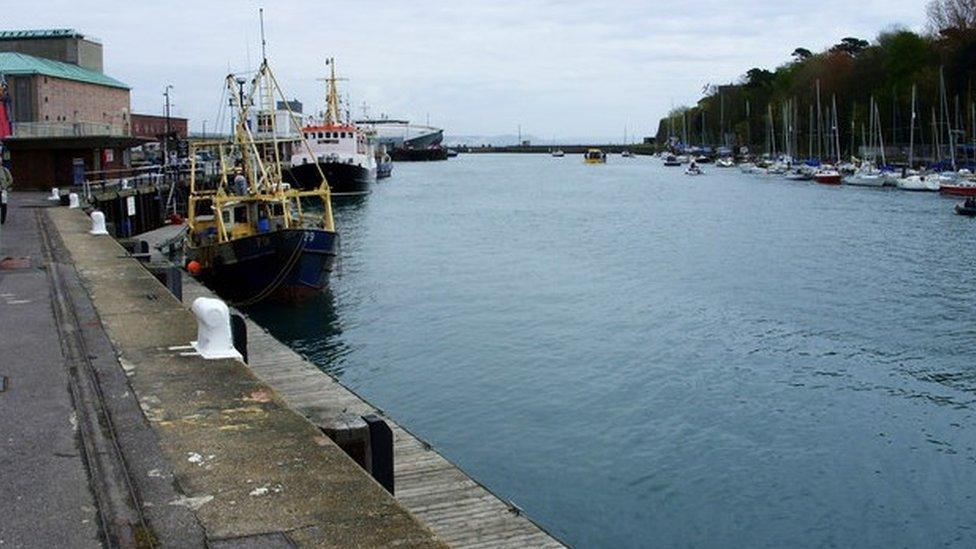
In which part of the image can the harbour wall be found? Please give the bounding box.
[41,202,565,547]
[462,144,654,154]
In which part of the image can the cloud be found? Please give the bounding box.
[3,0,926,140]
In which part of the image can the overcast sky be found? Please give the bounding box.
[5,0,926,141]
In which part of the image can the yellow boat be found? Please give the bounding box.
[584,148,607,164]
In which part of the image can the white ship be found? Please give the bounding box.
[354,116,444,151]
[282,59,376,195]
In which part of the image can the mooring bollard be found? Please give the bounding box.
[190,297,242,360]
[48,187,61,201]
[363,413,395,494]
[68,193,80,209]
[89,211,109,235]
[231,313,248,364]
[309,409,396,495]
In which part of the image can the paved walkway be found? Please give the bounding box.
[0,194,100,548]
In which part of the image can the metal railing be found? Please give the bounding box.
[11,121,130,138]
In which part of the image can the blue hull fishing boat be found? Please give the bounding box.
[186,59,339,306]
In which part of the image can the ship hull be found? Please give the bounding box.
[189,228,338,305]
[284,161,374,195]
[940,184,976,196]
[391,147,448,161]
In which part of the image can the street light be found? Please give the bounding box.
[163,85,173,167]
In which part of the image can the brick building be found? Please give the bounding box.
[0,29,144,189]
[131,113,187,140]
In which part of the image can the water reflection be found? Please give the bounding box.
[244,288,351,376]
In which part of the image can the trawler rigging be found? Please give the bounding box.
[186,59,339,305]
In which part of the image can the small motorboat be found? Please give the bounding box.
[584,148,607,164]
[814,168,842,185]
[785,168,814,181]
[955,198,976,216]
[685,162,704,176]
[939,171,976,195]
[843,171,885,187]
[621,150,634,158]
[663,154,681,167]
[694,155,713,164]
[715,157,734,168]
[551,149,565,157]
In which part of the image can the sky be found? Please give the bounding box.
[5,0,927,142]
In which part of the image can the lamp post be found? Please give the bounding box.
[163,85,173,167]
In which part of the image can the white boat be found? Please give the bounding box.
[716,157,734,168]
[843,171,885,187]
[685,162,704,176]
[354,116,443,150]
[896,174,940,192]
[621,150,634,158]
[551,149,565,157]
[785,166,814,181]
[285,58,375,195]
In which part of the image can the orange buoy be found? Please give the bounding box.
[187,260,202,276]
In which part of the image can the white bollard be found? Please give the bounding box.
[48,187,61,201]
[89,211,109,235]
[68,193,80,209]
[190,297,242,360]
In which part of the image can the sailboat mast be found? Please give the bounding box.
[875,100,886,166]
[909,84,916,167]
[940,66,956,169]
[816,79,823,159]
[833,95,841,164]
[808,104,814,159]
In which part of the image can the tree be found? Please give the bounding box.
[743,68,775,89]
[926,0,976,34]
[830,37,870,57]
[792,47,813,62]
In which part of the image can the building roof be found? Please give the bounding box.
[0,29,86,40]
[0,52,127,89]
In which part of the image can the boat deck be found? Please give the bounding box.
[140,224,565,548]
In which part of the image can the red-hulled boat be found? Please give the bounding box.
[939,183,976,196]
[814,170,842,185]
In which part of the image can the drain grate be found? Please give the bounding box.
[0,257,32,270]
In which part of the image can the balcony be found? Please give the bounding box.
[11,121,130,139]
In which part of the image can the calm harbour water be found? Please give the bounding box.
[249,154,976,548]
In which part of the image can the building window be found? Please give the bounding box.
[44,96,48,103]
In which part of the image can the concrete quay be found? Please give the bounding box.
[2,192,444,547]
[1,194,564,548]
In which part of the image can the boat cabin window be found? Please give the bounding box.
[317,132,323,139]
[193,199,213,217]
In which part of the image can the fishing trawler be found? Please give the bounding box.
[186,60,339,305]
[283,58,376,196]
